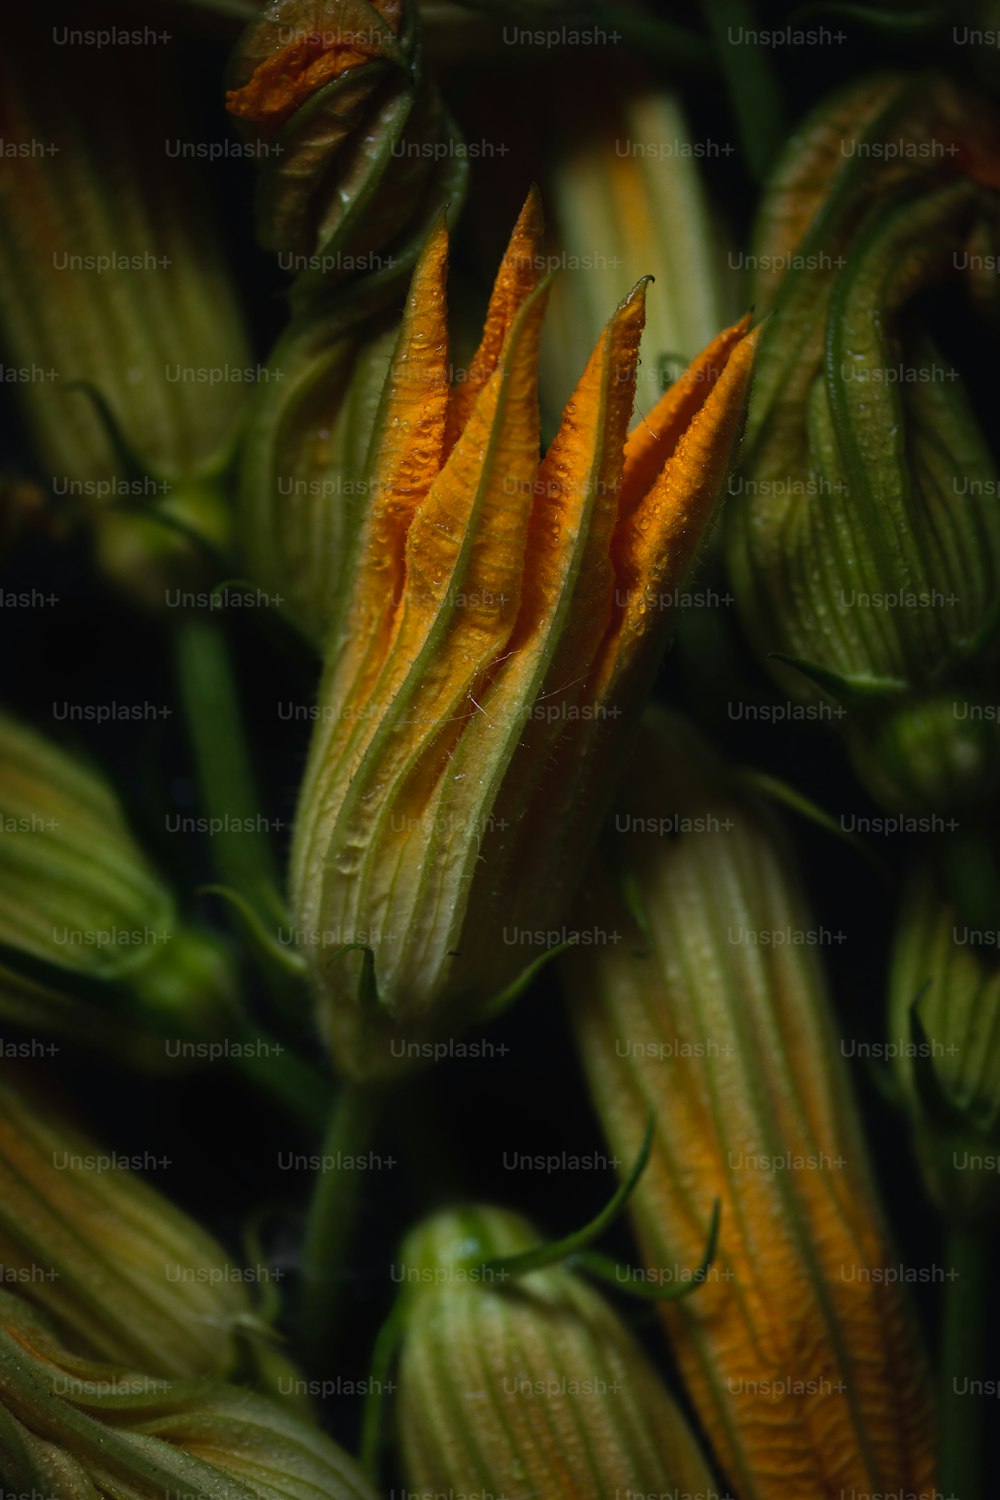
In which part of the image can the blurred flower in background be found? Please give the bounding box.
[727,74,1000,812]
[0,1289,378,1500]
[0,19,252,607]
[0,710,234,1067]
[0,1066,268,1380]
[566,710,936,1500]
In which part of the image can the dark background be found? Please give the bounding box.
[2,0,997,1490]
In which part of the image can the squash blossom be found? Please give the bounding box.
[565,709,936,1500]
[290,191,758,1079]
[889,857,1000,1224]
[0,1066,273,1382]
[0,710,234,1067]
[0,20,251,608]
[0,1291,378,1500]
[726,73,1000,812]
[225,0,467,308]
[394,1204,718,1499]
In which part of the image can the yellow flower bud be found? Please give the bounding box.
[291,192,758,1078]
[565,709,936,1500]
[395,1204,718,1499]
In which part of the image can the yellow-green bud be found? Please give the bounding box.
[0,22,252,608]
[0,1291,377,1500]
[0,710,234,1066]
[395,1204,717,1499]
[727,74,1000,811]
[0,1066,269,1380]
[239,302,398,646]
[889,859,1000,1223]
[565,709,936,1500]
[847,693,1000,813]
[225,0,467,310]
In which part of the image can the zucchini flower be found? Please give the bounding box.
[0,21,252,608]
[889,857,1000,1223]
[565,709,936,1500]
[225,0,468,309]
[0,1066,267,1381]
[394,1204,718,1499]
[0,1291,377,1500]
[0,709,234,1067]
[726,74,1000,811]
[290,192,758,1079]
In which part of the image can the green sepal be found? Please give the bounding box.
[768,653,907,702]
[475,1117,655,1280]
[573,1198,722,1302]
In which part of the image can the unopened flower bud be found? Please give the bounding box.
[290,193,758,1078]
[225,0,467,308]
[395,1204,716,1499]
[0,710,234,1065]
[0,1066,269,1380]
[727,74,1000,811]
[0,21,253,608]
[239,302,397,645]
[889,858,1000,1223]
[0,1291,377,1500]
[565,709,936,1500]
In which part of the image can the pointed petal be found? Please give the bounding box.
[290,218,451,923]
[595,322,760,701]
[618,314,751,521]
[445,186,545,449]
[328,211,451,666]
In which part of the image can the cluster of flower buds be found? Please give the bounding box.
[726,73,1000,812]
[565,710,936,1499]
[288,192,758,1079]
[0,710,234,1067]
[0,19,251,608]
[225,0,467,309]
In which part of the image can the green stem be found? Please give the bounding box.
[228,1012,331,1137]
[173,613,280,913]
[701,0,786,182]
[939,1223,989,1500]
[298,1081,387,1361]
